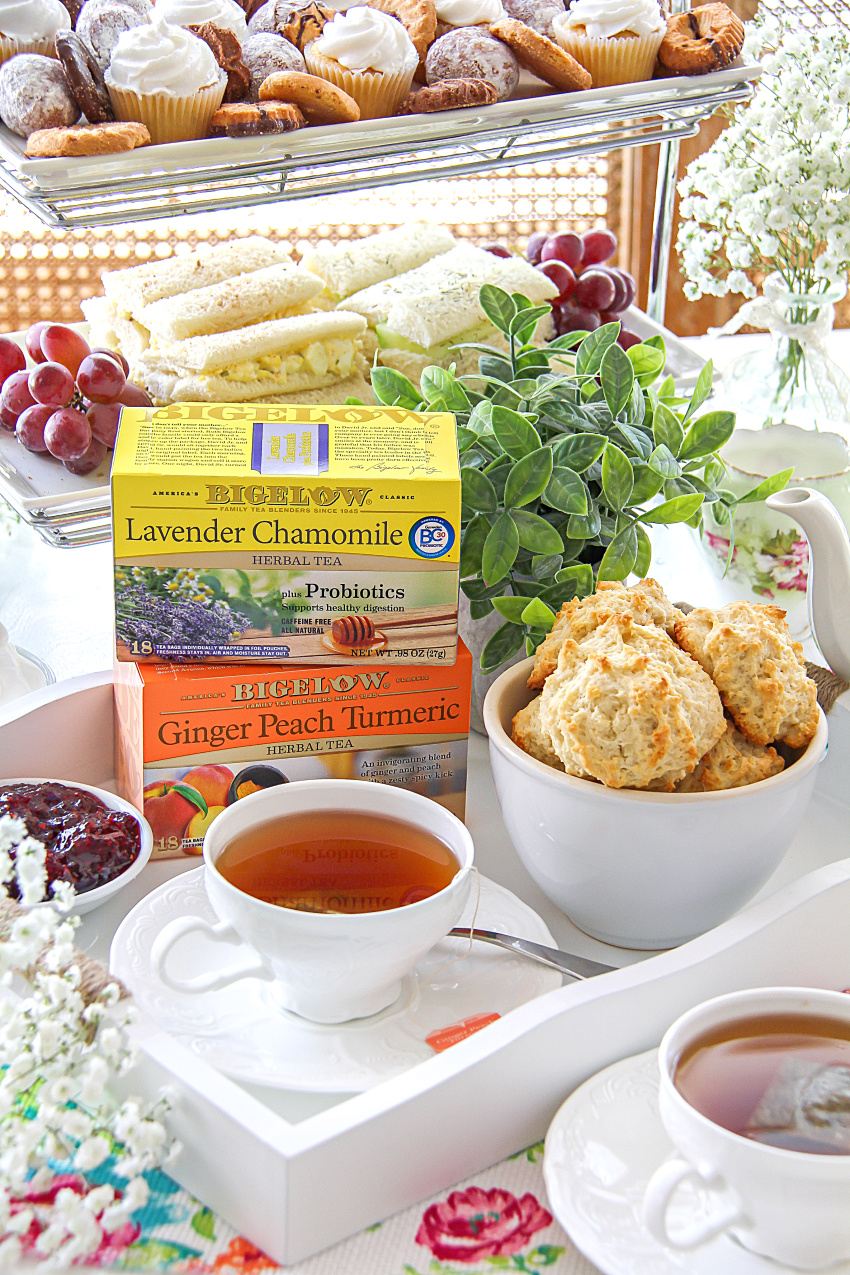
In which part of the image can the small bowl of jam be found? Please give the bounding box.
[0,779,152,914]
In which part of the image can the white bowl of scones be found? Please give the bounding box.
[483,580,827,950]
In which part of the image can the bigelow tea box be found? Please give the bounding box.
[114,641,472,859]
[112,403,461,664]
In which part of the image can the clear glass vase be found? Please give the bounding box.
[720,275,850,431]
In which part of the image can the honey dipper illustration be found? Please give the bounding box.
[323,610,457,654]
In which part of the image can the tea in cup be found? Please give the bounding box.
[643,987,850,1270]
[150,779,474,1024]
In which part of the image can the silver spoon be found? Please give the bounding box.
[449,927,618,981]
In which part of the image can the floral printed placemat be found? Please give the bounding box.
[22,1143,602,1275]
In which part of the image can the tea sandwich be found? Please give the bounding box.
[112,402,461,664]
[114,641,472,859]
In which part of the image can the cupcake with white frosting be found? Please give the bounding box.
[106,14,227,141]
[552,0,664,84]
[153,0,248,43]
[0,0,69,63]
[305,7,417,118]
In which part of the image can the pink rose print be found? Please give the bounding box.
[416,1186,552,1263]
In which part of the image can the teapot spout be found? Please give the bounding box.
[766,487,850,682]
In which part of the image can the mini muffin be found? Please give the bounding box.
[552,0,665,85]
[305,5,418,118]
[539,614,725,790]
[676,719,784,793]
[105,13,227,140]
[674,600,820,749]
[0,0,70,63]
[528,577,683,689]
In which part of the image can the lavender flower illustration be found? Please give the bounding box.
[115,585,247,659]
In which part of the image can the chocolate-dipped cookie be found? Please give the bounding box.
[55,27,114,121]
[188,20,251,100]
[210,98,303,131]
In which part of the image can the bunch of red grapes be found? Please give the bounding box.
[0,324,151,476]
[485,229,640,348]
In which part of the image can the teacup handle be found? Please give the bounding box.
[642,1157,748,1250]
[150,917,273,994]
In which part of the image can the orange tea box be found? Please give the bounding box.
[114,641,471,859]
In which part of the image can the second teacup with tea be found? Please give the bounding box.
[150,779,474,1024]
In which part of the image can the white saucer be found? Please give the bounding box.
[543,1050,850,1275]
[110,868,561,1092]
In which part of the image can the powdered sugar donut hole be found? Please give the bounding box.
[247,0,300,34]
[242,32,305,98]
[76,0,151,68]
[0,54,81,135]
[425,27,518,100]
[502,0,564,38]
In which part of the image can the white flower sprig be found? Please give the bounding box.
[0,814,177,1267]
[677,12,850,301]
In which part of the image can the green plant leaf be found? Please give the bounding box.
[627,341,666,387]
[612,423,653,461]
[420,365,470,410]
[628,463,666,505]
[657,374,676,400]
[480,353,514,383]
[679,410,735,461]
[504,448,554,507]
[492,594,529,623]
[467,400,494,434]
[652,401,685,457]
[735,467,794,504]
[601,442,634,511]
[521,597,556,628]
[575,322,620,376]
[543,465,588,515]
[648,443,680,478]
[623,378,647,427]
[459,512,490,578]
[597,524,638,581]
[567,506,602,538]
[531,552,563,580]
[456,426,477,452]
[461,466,498,512]
[638,492,704,523]
[511,508,564,554]
[683,358,714,420]
[470,598,494,619]
[482,511,519,584]
[369,366,422,409]
[544,330,588,352]
[600,342,635,416]
[170,784,207,817]
[510,303,551,340]
[515,348,550,375]
[491,405,542,459]
[478,284,516,336]
[550,433,607,472]
[634,523,652,577]
[555,562,595,596]
[480,621,525,673]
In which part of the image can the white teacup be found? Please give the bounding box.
[150,779,474,1024]
[643,987,850,1270]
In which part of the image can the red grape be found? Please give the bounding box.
[481,243,512,258]
[574,268,617,312]
[16,403,53,453]
[76,352,126,404]
[617,329,641,351]
[25,322,49,365]
[0,337,26,388]
[63,436,107,476]
[558,302,601,334]
[44,407,92,460]
[28,361,75,409]
[90,347,130,376]
[613,268,636,310]
[580,229,618,267]
[0,405,18,431]
[541,233,583,271]
[526,231,548,264]
[116,382,152,408]
[597,267,629,314]
[537,259,576,303]
[87,401,121,448]
[40,325,90,377]
[1,370,35,418]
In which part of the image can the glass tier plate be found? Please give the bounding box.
[0,60,760,228]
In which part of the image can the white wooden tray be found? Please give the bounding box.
[0,672,847,1266]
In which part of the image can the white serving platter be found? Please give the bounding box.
[0,671,849,1264]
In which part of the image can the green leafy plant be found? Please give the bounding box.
[369,285,792,674]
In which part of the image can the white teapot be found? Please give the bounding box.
[767,487,850,682]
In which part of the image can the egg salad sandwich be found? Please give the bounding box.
[133,310,368,404]
[340,243,560,383]
[299,223,458,303]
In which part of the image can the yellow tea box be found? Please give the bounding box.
[114,641,472,858]
[112,402,460,664]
